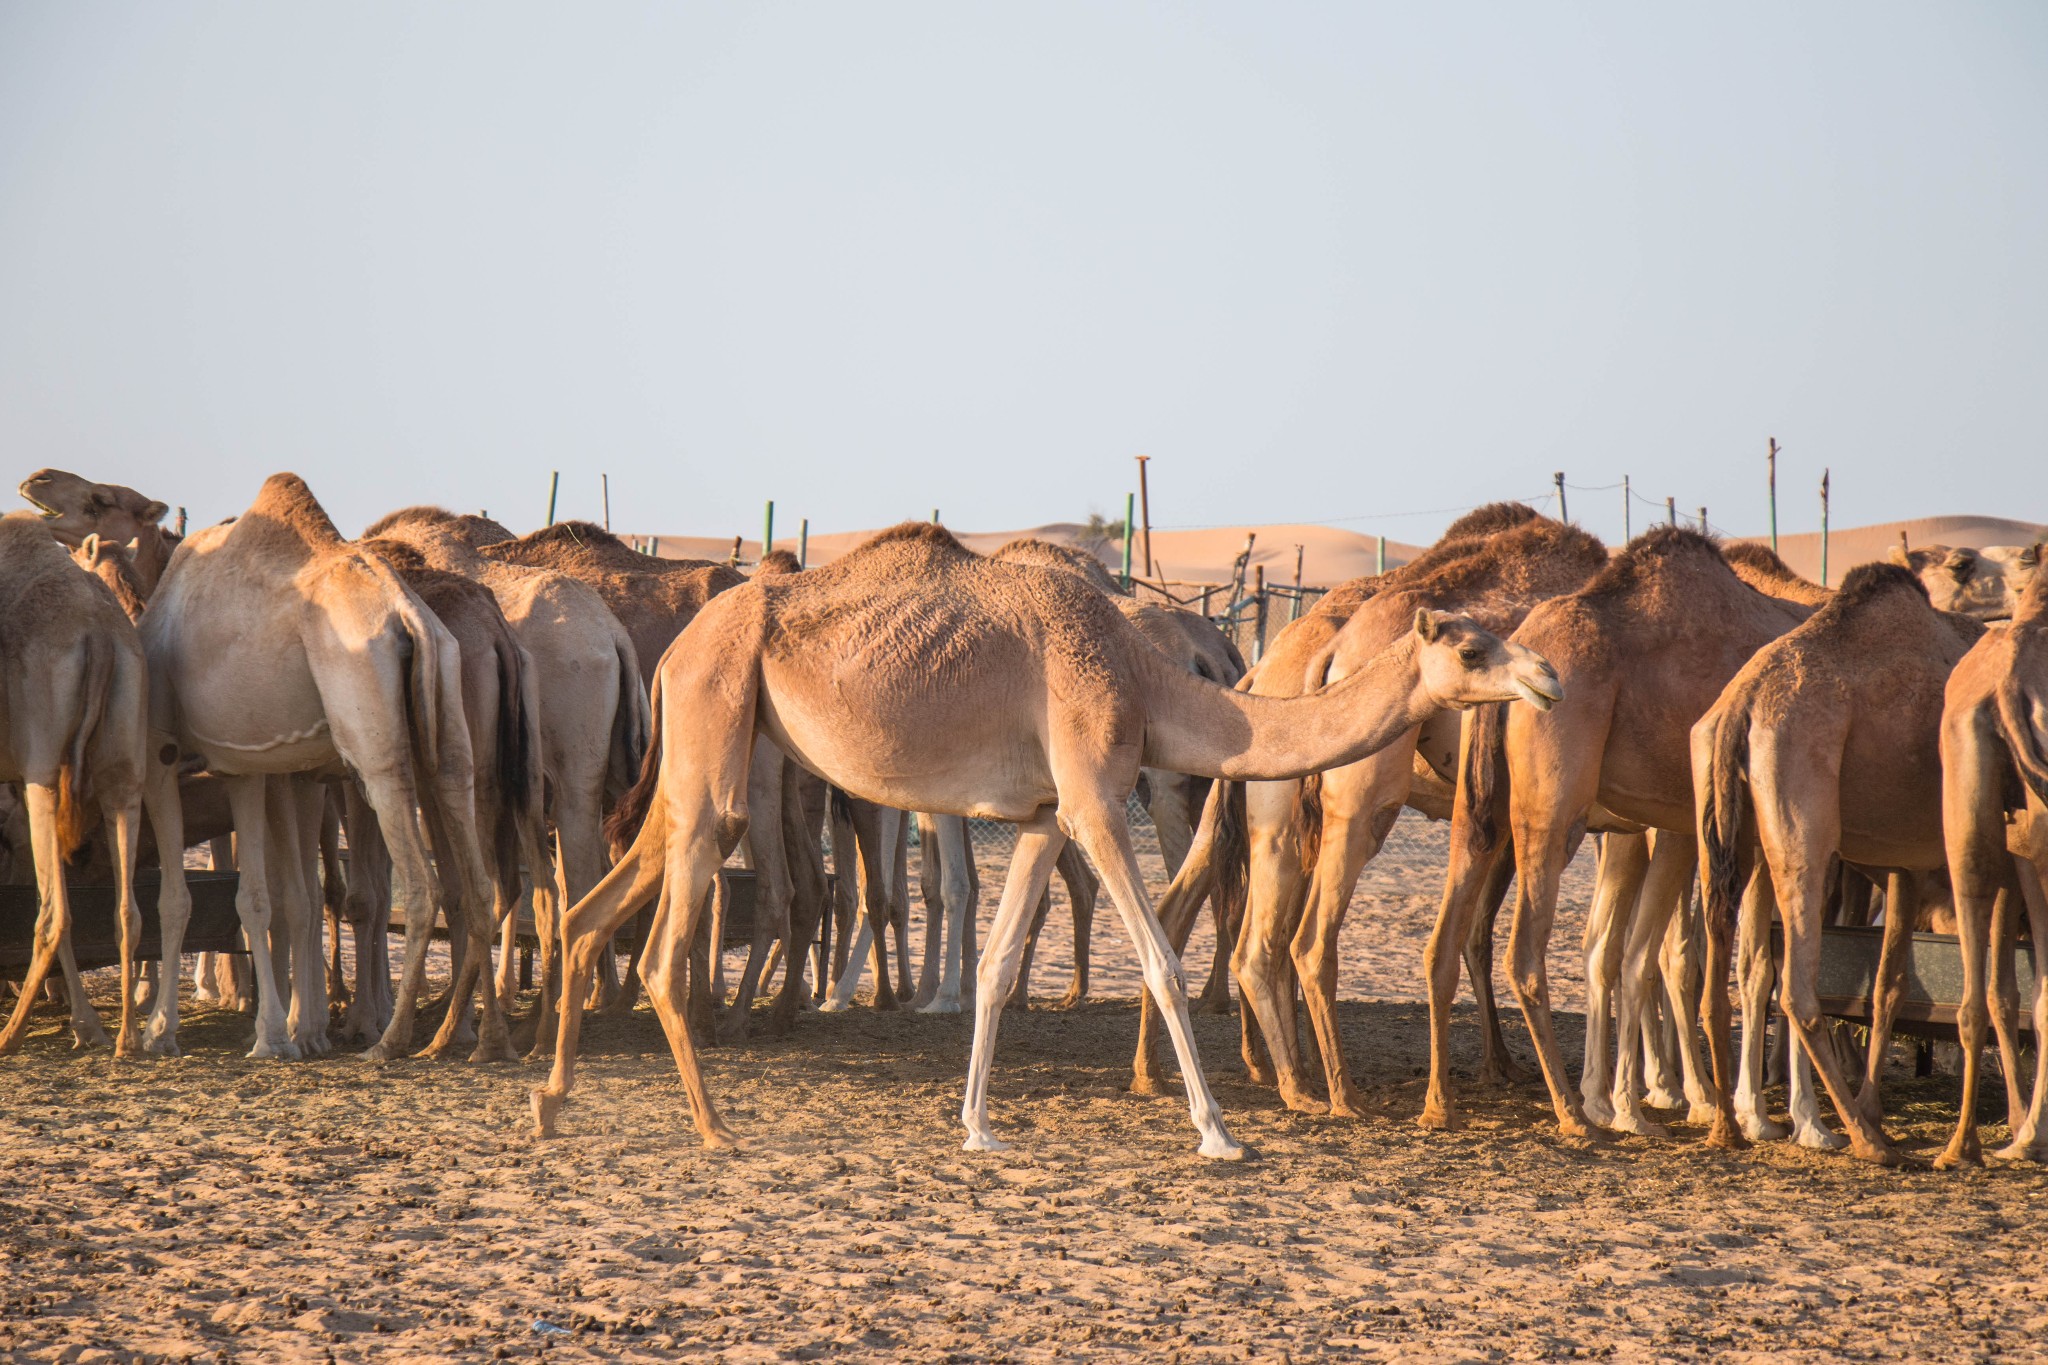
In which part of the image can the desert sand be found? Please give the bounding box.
[5,813,2047,1363]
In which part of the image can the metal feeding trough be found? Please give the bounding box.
[0,872,244,978]
[1773,923,2040,1039]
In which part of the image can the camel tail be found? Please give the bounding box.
[1294,774,1324,875]
[1698,706,1751,944]
[58,635,116,858]
[494,635,538,825]
[1213,779,1249,939]
[372,565,445,779]
[606,634,650,807]
[604,677,664,860]
[1460,701,1509,857]
[1995,670,2048,807]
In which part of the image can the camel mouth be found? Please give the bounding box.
[1513,677,1562,712]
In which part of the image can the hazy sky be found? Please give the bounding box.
[1,2,2042,549]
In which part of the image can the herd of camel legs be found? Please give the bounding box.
[0,467,2044,1171]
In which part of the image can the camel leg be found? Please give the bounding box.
[1151,773,1229,1013]
[1850,870,1920,1127]
[961,811,1068,1152]
[1465,847,1523,1086]
[220,776,298,1059]
[1995,863,2048,1160]
[55,932,112,1050]
[274,777,333,1057]
[320,795,349,1006]
[768,769,829,1028]
[1731,865,1788,1140]
[890,817,914,1002]
[140,749,193,1056]
[720,744,793,1040]
[1234,779,1319,1110]
[1056,842,1096,1009]
[1007,888,1046,1010]
[1422,835,1509,1132]
[822,806,901,1012]
[1292,797,1404,1119]
[1501,809,1601,1140]
[1986,885,2026,1140]
[1656,882,1716,1123]
[1608,834,1696,1137]
[1578,832,1650,1125]
[825,793,858,992]
[1066,794,1244,1160]
[919,815,974,1014]
[338,787,392,1044]
[639,860,744,1148]
[0,787,80,1055]
[1133,783,1223,1095]
[98,795,144,1059]
[913,812,946,1009]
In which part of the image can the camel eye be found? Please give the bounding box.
[1458,646,1484,667]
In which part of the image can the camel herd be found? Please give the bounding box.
[1,470,2044,1171]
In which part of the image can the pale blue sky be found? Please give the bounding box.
[1,2,2042,548]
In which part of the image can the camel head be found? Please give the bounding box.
[1888,541,2042,621]
[19,468,168,548]
[1412,609,1562,712]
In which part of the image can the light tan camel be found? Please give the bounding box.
[531,523,1561,1155]
[1892,542,2042,621]
[336,539,546,1050]
[1935,564,2048,1167]
[1133,506,1608,1111]
[144,476,511,1061]
[362,507,646,1045]
[0,514,178,1060]
[21,469,180,595]
[1423,527,1811,1142]
[1693,563,1981,1163]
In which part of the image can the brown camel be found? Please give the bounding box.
[0,514,178,1060]
[1893,541,2042,621]
[1135,506,1608,1113]
[21,468,180,595]
[1936,564,2048,1167]
[1694,563,1981,1163]
[362,507,646,1042]
[144,476,511,1062]
[530,522,1560,1155]
[1423,527,1811,1142]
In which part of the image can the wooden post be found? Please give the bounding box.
[932,508,940,524]
[1554,471,1567,523]
[1377,535,1386,574]
[1699,506,1708,533]
[546,470,559,526]
[1289,544,1304,621]
[1622,476,1630,542]
[799,518,809,568]
[763,500,775,557]
[602,473,611,531]
[729,535,742,567]
[1767,437,1779,553]
[1665,496,1676,527]
[1252,564,1267,663]
[1200,585,1213,618]
[175,506,187,537]
[1135,455,1155,578]
[1121,493,1136,588]
[1820,468,1831,586]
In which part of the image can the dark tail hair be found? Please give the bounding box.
[604,683,664,860]
[58,636,115,858]
[1295,773,1324,875]
[1698,704,1752,944]
[606,635,650,807]
[1213,780,1248,944]
[1460,702,1509,856]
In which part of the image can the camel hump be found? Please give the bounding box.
[1830,560,1928,608]
[247,473,345,547]
[1439,501,1542,541]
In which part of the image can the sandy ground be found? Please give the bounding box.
[5,816,2047,1363]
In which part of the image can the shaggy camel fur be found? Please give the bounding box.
[145,477,510,1062]
[532,523,1560,1156]
[1425,528,1810,1141]
[21,468,180,595]
[0,515,176,1060]
[1937,565,2048,1167]
[1892,542,2042,621]
[1694,564,1981,1163]
[362,508,646,1045]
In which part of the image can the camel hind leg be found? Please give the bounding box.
[961,810,1071,1152]
[1578,832,1648,1124]
[0,785,82,1055]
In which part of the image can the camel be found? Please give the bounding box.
[1693,563,1981,1163]
[1423,527,1812,1142]
[0,513,184,1060]
[530,522,1561,1155]
[21,468,180,595]
[361,507,646,1044]
[143,476,510,1062]
[1134,507,1608,1114]
[1936,564,2048,1167]
[337,539,547,1049]
[1893,542,2042,621]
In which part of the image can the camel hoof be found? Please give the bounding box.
[1933,1144,1983,1171]
[1199,1134,1249,1161]
[961,1132,1012,1154]
[142,1033,180,1059]
[1850,1141,1900,1168]
[1686,1102,1719,1126]
[1611,1113,1672,1140]
[817,997,851,1014]
[1193,995,1231,1017]
[1053,990,1085,1011]
[1738,1112,1789,1142]
[1794,1124,1849,1152]
[1244,1063,1278,1088]
[1581,1094,1617,1129]
[532,1088,563,1139]
[701,1127,747,1151]
[917,998,963,1015]
[1990,1141,2048,1165]
[358,1040,404,1064]
[1329,1100,1371,1122]
[1418,1104,1461,1133]
[1704,1121,1752,1153]
[1281,1092,1330,1117]
[248,1036,300,1061]
[70,1027,112,1052]
[1129,1073,1172,1098]
[1643,1087,1685,1110]
[468,1040,520,1065]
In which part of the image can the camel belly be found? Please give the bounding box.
[168,649,338,775]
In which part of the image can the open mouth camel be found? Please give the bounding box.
[528,521,1561,1158]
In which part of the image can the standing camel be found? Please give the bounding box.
[530,522,1561,1155]
[21,469,180,594]
[144,476,511,1062]
[1423,527,1811,1142]
[0,514,181,1060]
[1935,564,2048,1168]
[1693,563,1981,1163]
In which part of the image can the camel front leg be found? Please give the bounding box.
[1234,778,1316,1108]
[222,775,297,1059]
[1656,880,1715,1123]
[1850,870,1920,1127]
[720,744,792,1039]
[962,811,1071,1153]
[913,812,946,1009]
[1995,861,2048,1159]
[56,935,112,1051]
[919,815,974,1014]
[821,806,900,1012]
[1132,801,1220,1095]
[141,744,193,1057]
[1608,833,1695,1137]
[272,777,332,1058]
[1291,793,1404,1120]
[1058,841,1096,1009]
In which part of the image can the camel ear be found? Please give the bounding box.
[1414,608,1438,643]
[80,532,100,559]
[1886,545,1911,567]
[142,499,168,524]
[122,537,139,553]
